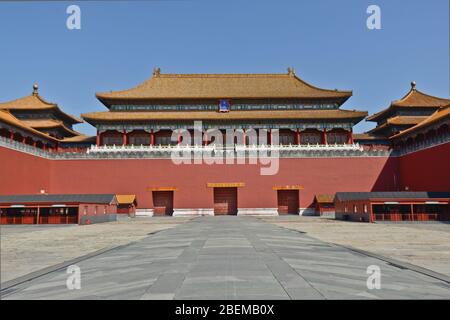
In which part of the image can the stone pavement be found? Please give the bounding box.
[2,216,450,299]
[1,217,190,282]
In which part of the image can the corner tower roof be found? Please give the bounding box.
[367,82,450,122]
[0,84,82,124]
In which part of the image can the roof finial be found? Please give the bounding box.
[153,67,161,76]
[411,81,416,90]
[32,83,38,95]
[287,67,295,76]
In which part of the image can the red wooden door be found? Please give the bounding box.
[214,188,237,215]
[153,191,174,216]
[277,190,299,215]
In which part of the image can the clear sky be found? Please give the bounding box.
[0,0,448,135]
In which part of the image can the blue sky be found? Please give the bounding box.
[0,0,448,135]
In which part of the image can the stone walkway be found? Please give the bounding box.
[2,217,450,299]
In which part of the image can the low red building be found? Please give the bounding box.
[313,194,335,216]
[116,195,137,216]
[334,192,450,223]
[0,194,119,225]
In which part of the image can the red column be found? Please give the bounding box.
[9,130,14,141]
[348,128,354,144]
[203,132,208,146]
[123,129,127,146]
[243,129,246,145]
[33,141,37,148]
[22,136,26,144]
[150,130,155,145]
[296,129,301,145]
[268,129,272,145]
[322,129,327,145]
[96,131,100,146]
[177,129,181,144]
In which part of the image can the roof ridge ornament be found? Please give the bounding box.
[287,67,295,76]
[32,83,38,96]
[153,67,161,76]
[411,81,416,91]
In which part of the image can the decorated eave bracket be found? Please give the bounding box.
[96,122,355,133]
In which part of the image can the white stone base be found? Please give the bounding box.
[173,208,214,216]
[136,209,154,217]
[237,208,279,216]
[299,208,317,216]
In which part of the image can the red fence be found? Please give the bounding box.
[374,213,441,222]
[38,215,78,224]
[0,216,37,224]
[0,215,78,224]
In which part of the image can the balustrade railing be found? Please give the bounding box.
[87,142,364,153]
[1,135,393,158]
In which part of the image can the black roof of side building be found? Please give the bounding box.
[335,192,450,201]
[0,194,117,205]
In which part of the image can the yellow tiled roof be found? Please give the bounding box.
[386,116,428,125]
[96,71,352,104]
[0,91,82,124]
[0,110,57,141]
[116,195,136,205]
[367,116,428,135]
[20,119,82,137]
[315,194,335,203]
[390,105,450,139]
[367,83,449,122]
[21,119,65,129]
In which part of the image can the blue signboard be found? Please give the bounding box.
[219,99,230,112]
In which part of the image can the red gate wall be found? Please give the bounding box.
[399,142,450,191]
[0,146,402,210]
[0,147,50,194]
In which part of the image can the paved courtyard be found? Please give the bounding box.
[0,217,191,282]
[264,216,450,276]
[1,216,449,300]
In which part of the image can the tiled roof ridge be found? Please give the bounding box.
[0,84,83,124]
[367,82,449,122]
[95,69,353,104]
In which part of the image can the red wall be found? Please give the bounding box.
[0,147,50,194]
[51,156,400,209]
[1,143,447,211]
[399,143,450,191]
[1,146,401,209]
